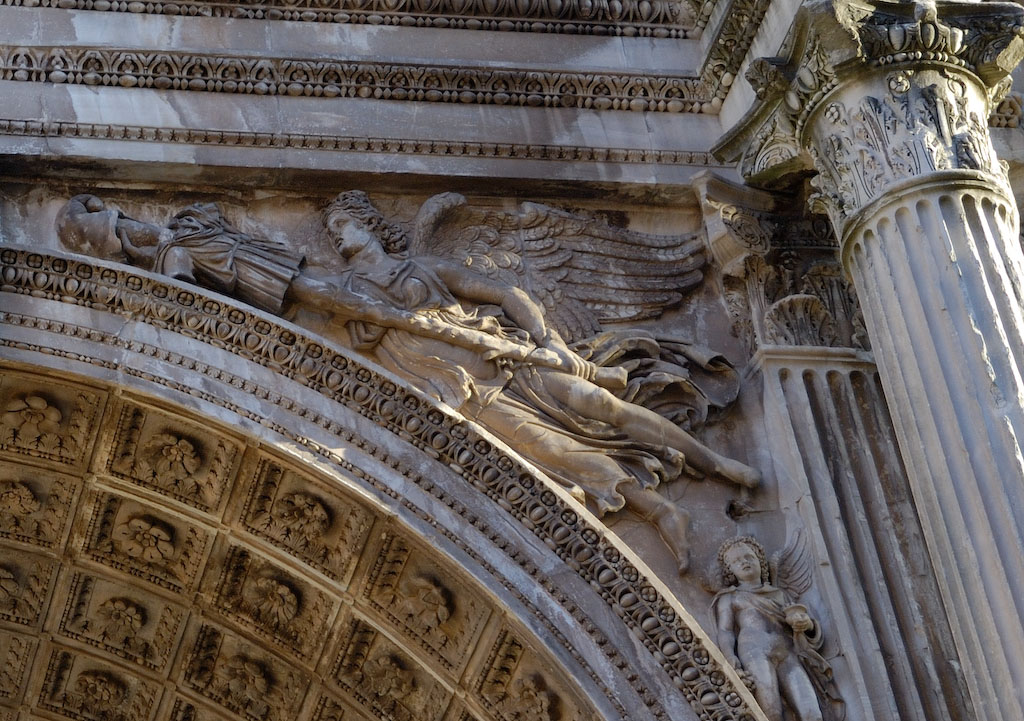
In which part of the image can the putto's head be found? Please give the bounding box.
[323,191,408,257]
[718,536,769,587]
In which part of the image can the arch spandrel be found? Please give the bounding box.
[0,247,766,721]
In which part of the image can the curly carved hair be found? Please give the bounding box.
[717,536,770,587]
[323,190,408,255]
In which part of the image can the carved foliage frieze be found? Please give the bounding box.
[105,402,240,513]
[0,462,79,550]
[0,374,103,470]
[0,552,59,629]
[203,543,335,663]
[364,533,489,675]
[0,630,35,705]
[239,459,375,585]
[0,46,702,114]
[38,648,161,721]
[332,618,452,721]
[57,571,185,673]
[477,629,582,721]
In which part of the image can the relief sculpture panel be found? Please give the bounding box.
[55,190,764,575]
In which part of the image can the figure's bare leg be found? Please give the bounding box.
[621,485,691,574]
[779,657,824,721]
[540,371,761,488]
[742,655,783,721]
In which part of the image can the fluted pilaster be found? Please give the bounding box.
[717,1,1024,718]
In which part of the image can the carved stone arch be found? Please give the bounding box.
[0,248,765,721]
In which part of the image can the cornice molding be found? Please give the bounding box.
[0,45,707,113]
[0,118,720,165]
[2,0,700,37]
[0,0,764,116]
[0,246,767,721]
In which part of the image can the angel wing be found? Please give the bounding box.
[409,193,707,344]
[771,527,815,600]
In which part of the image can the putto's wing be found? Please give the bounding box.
[772,528,814,599]
[412,194,708,344]
[516,202,707,343]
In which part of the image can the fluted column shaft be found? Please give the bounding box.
[804,46,1024,721]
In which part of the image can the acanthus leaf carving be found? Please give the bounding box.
[87,494,208,592]
[185,625,306,721]
[0,390,94,465]
[0,556,58,628]
[722,0,1024,221]
[242,459,376,583]
[763,294,840,347]
[335,619,450,721]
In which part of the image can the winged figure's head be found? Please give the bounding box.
[323,191,408,256]
[718,536,770,587]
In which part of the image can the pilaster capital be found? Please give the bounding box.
[694,174,867,354]
[716,0,1024,237]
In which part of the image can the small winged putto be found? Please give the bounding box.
[712,532,842,721]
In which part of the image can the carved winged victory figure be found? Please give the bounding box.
[56,191,761,573]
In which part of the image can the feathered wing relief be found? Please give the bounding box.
[409,192,708,343]
[55,190,760,575]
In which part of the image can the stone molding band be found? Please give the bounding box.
[3,0,697,37]
[0,118,720,166]
[0,246,763,721]
[0,0,767,114]
[0,46,707,112]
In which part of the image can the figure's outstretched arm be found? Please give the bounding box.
[428,258,549,340]
[288,273,407,326]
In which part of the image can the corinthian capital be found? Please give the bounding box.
[716,0,1024,232]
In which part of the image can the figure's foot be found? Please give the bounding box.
[718,458,761,489]
[651,503,691,575]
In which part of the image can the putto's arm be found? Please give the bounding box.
[715,597,742,668]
